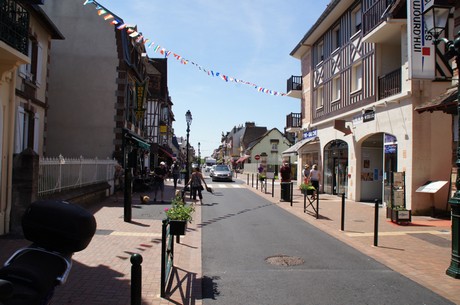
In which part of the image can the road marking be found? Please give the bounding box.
[346,230,450,237]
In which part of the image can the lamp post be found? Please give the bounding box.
[198,142,201,167]
[185,110,192,185]
[423,1,460,279]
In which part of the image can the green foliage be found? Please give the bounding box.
[164,195,195,222]
[299,183,316,191]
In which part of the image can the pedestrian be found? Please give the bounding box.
[303,164,311,184]
[152,161,167,203]
[279,161,291,182]
[171,161,181,189]
[113,163,124,202]
[308,164,321,200]
[186,167,208,205]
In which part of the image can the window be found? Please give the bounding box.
[15,106,39,153]
[332,77,341,101]
[352,6,362,35]
[332,26,341,50]
[271,142,278,151]
[352,63,363,92]
[316,86,324,108]
[318,40,324,62]
[18,38,43,86]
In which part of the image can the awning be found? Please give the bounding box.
[282,138,315,155]
[123,129,150,150]
[236,155,250,163]
[415,87,458,114]
[159,146,175,160]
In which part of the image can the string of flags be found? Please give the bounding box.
[82,0,287,97]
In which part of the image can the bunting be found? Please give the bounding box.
[83,0,286,96]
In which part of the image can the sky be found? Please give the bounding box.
[93,0,331,157]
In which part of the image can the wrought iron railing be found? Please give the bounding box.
[286,112,302,129]
[378,68,401,100]
[362,0,391,36]
[38,155,118,197]
[287,75,302,92]
[0,0,29,55]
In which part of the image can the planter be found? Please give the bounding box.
[169,220,187,235]
[388,208,411,224]
[301,189,315,196]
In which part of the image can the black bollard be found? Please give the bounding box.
[374,199,379,247]
[271,179,275,197]
[341,193,346,231]
[131,253,143,305]
[247,173,249,185]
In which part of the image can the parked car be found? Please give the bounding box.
[211,165,233,182]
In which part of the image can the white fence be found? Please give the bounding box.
[38,155,118,197]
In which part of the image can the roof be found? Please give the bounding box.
[282,137,317,155]
[414,87,458,114]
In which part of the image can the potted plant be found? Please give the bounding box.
[164,195,195,235]
[299,183,315,195]
[259,174,266,181]
[389,205,411,224]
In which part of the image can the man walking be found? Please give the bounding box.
[153,161,167,203]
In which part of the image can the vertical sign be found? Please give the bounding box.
[135,80,148,120]
[407,0,435,79]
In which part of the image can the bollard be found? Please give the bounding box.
[271,179,274,197]
[131,253,143,305]
[247,173,249,185]
[252,174,254,187]
[374,199,379,247]
[341,193,345,231]
[316,194,319,219]
[290,182,294,206]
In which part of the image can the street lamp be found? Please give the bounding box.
[423,2,460,279]
[198,142,201,167]
[185,110,192,185]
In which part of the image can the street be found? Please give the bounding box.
[201,178,454,305]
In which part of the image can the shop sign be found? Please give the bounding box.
[303,129,317,140]
[363,110,375,122]
[135,79,149,120]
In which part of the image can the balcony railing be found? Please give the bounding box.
[287,75,302,92]
[0,0,29,55]
[378,68,401,100]
[362,0,391,36]
[286,112,302,129]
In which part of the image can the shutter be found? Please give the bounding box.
[15,106,25,154]
[33,112,40,152]
[36,43,43,87]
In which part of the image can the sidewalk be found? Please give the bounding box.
[242,176,459,304]
[0,177,459,304]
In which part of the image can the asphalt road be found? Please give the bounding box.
[201,178,454,305]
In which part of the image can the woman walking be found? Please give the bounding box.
[308,164,321,200]
[186,167,208,204]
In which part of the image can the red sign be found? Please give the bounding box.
[254,154,260,160]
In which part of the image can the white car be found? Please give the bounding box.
[211,165,233,182]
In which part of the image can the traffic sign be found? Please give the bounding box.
[254,154,260,160]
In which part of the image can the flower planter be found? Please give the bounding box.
[301,189,315,196]
[387,207,411,224]
[169,220,187,235]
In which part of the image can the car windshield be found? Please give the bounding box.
[215,165,229,171]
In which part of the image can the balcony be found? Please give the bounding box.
[285,112,302,133]
[286,75,302,99]
[378,68,401,100]
[0,0,29,55]
[362,0,405,44]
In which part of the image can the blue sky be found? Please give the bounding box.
[94,0,330,157]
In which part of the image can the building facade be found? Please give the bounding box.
[0,0,63,234]
[288,0,456,215]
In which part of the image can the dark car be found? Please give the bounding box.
[211,165,233,182]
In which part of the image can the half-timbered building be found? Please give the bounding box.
[287,0,456,215]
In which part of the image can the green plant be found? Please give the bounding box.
[299,183,316,192]
[392,205,408,211]
[164,195,195,222]
[259,174,266,181]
